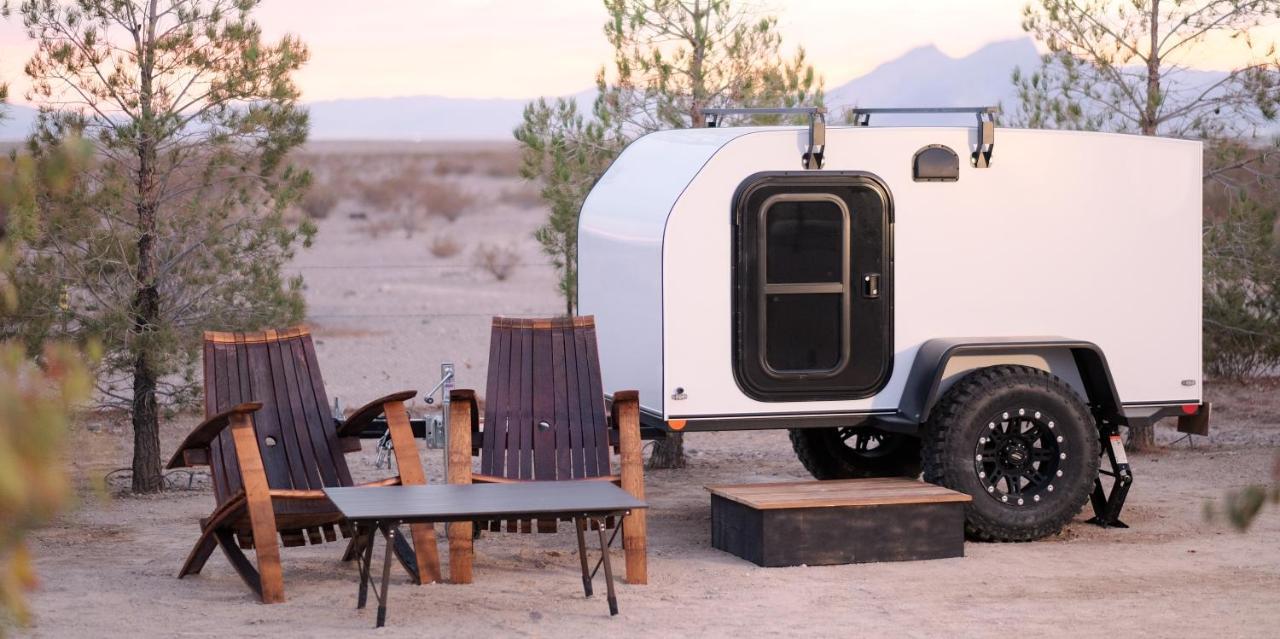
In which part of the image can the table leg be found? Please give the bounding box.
[574,517,593,597]
[377,521,396,628]
[595,519,618,616]
[357,522,377,609]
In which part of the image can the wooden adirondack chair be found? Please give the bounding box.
[446,316,647,585]
[167,327,441,603]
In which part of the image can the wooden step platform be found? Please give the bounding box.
[706,478,972,567]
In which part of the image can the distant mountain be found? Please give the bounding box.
[2,37,1261,140]
[306,90,597,141]
[824,38,1040,125]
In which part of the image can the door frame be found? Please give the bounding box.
[730,170,895,402]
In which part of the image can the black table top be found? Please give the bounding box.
[323,482,647,523]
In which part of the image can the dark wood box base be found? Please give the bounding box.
[710,489,967,567]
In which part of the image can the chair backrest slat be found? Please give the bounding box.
[481,317,611,480]
[298,335,352,487]
[202,328,352,506]
[550,324,572,480]
[481,322,503,477]
[531,326,556,481]
[273,336,322,488]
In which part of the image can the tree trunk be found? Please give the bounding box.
[1128,0,1162,451]
[650,1,712,471]
[131,2,164,493]
[646,432,686,470]
[1142,0,1161,136]
[1128,420,1157,452]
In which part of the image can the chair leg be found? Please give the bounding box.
[406,523,441,584]
[342,532,365,562]
[213,529,265,601]
[622,510,648,585]
[447,520,474,584]
[178,526,219,578]
[389,527,421,585]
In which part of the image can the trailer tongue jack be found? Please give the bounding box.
[1086,423,1132,528]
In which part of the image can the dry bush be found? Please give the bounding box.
[357,177,403,212]
[358,216,399,239]
[300,184,339,220]
[414,180,477,222]
[474,243,519,281]
[498,183,544,209]
[429,234,463,258]
[431,149,521,178]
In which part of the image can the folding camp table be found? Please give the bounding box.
[324,482,646,628]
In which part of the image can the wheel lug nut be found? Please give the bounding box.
[1018,408,1025,416]
[1057,435,1064,443]
[1017,498,1024,505]
[1056,470,1063,477]
[1048,421,1055,429]
[1033,495,1041,502]
[975,454,983,461]
[987,486,995,493]
[1034,411,1041,419]
[1001,495,1008,502]
[988,422,996,430]
[978,471,986,478]
[1047,485,1055,492]
[1059,452,1067,460]
[1002,412,1009,419]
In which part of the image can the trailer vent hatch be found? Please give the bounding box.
[913,145,960,182]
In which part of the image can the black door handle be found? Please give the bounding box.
[863,273,881,298]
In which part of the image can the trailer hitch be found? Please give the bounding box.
[1086,421,1132,528]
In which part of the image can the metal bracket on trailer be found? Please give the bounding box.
[703,106,826,170]
[1086,421,1132,528]
[846,106,998,168]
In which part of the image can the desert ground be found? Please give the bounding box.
[19,142,1280,638]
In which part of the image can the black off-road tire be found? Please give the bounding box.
[790,427,922,479]
[921,365,1100,542]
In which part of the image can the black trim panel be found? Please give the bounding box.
[896,337,1123,424]
[731,171,895,402]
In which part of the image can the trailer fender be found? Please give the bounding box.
[896,337,1123,425]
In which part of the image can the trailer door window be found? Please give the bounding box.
[733,172,893,402]
[760,195,849,374]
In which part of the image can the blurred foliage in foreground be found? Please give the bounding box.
[1205,453,1280,532]
[0,111,95,629]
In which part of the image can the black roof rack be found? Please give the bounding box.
[703,107,827,170]
[847,106,999,168]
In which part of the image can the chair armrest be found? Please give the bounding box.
[334,390,417,438]
[166,402,263,469]
[449,389,480,454]
[447,389,479,485]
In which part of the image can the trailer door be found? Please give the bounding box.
[732,172,893,401]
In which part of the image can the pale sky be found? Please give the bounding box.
[0,0,1275,104]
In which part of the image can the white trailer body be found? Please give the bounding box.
[579,124,1202,427]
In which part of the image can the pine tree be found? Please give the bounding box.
[516,0,823,469]
[3,0,313,492]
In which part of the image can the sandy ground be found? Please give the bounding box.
[19,143,1280,637]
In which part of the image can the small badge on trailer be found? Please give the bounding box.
[1181,379,1196,386]
[671,387,687,400]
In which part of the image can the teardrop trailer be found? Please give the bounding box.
[577,107,1212,541]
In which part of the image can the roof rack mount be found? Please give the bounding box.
[703,107,826,170]
[848,106,999,168]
